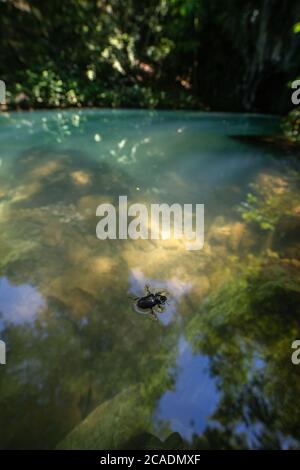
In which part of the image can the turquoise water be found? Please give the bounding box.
[0,110,300,449]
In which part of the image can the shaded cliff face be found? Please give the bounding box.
[197,0,300,114]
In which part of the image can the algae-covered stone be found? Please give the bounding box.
[57,384,152,450]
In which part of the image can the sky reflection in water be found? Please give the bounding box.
[0,277,45,332]
[155,336,219,441]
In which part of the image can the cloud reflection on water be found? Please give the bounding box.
[0,277,45,332]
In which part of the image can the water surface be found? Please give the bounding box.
[0,110,300,449]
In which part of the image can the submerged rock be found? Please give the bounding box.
[209,220,247,251]
[57,384,153,450]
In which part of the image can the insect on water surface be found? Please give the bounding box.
[131,285,169,320]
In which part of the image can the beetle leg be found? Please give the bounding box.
[145,284,152,295]
[150,308,158,321]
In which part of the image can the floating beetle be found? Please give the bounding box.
[131,285,168,320]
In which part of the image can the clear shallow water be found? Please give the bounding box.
[0,109,300,449]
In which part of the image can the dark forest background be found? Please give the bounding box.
[0,0,300,114]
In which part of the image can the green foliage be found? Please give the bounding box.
[239,190,277,231]
[293,22,300,34]
[186,255,300,448]
[282,106,300,143]
[0,0,299,112]
[0,0,204,110]
[238,174,300,232]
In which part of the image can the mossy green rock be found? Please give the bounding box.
[57,384,153,450]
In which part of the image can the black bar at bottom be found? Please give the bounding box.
[0,450,298,466]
